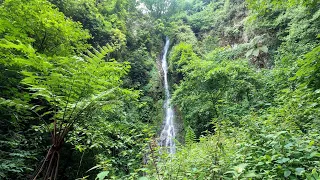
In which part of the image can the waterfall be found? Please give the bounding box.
[159,37,176,154]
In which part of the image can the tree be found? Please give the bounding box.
[140,0,178,19]
[0,0,90,56]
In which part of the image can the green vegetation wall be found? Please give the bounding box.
[1,0,320,179]
[141,0,320,179]
[0,0,164,179]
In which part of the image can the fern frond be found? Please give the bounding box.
[185,126,196,146]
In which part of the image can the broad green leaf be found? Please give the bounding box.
[284,170,291,177]
[295,168,305,176]
[252,49,260,57]
[259,46,268,53]
[234,163,248,173]
[243,171,258,178]
[96,171,109,180]
[138,177,149,180]
[277,157,290,164]
[309,152,320,158]
[246,49,254,57]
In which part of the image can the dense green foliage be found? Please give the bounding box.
[0,0,163,179]
[1,0,319,179]
[141,0,320,179]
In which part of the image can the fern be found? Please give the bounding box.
[19,44,137,179]
[185,126,196,146]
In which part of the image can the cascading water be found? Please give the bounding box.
[159,37,176,154]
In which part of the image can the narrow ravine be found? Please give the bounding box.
[159,37,176,154]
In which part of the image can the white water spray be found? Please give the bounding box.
[159,37,176,154]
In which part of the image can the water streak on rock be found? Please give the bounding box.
[159,37,175,154]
